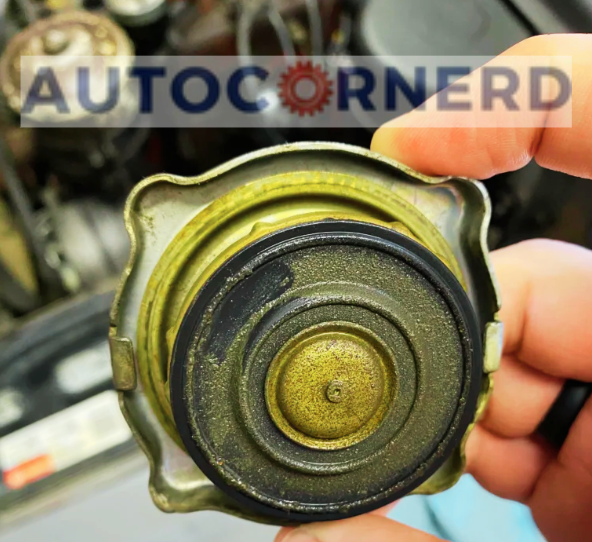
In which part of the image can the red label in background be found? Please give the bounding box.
[3,455,55,490]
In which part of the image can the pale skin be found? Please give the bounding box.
[275,34,592,542]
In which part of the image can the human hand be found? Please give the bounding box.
[276,33,592,542]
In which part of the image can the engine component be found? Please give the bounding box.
[169,0,342,168]
[0,10,147,194]
[0,0,42,49]
[0,133,63,306]
[0,196,39,314]
[110,142,501,524]
[104,0,167,28]
[104,0,169,54]
[352,0,531,58]
[0,10,134,120]
[0,289,116,439]
[0,290,136,519]
[168,0,339,56]
[0,388,26,434]
[36,195,130,294]
[342,0,532,128]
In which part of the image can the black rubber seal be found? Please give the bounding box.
[538,380,592,449]
[170,220,483,523]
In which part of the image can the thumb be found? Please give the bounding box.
[275,514,443,542]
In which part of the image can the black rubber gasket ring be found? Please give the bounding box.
[170,220,483,523]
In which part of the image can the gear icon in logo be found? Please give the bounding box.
[278,61,333,117]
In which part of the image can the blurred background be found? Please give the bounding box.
[0,0,590,540]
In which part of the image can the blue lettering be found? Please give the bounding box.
[172,67,219,113]
[21,67,69,114]
[78,66,120,113]
[530,67,571,111]
[228,67,269,112]
[386,67,426,110]
[337,67,375,111]
[482,67,519,111]
[129,66,166,113]
[437,67,471,111]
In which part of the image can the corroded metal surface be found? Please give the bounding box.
[266,323,395,450]
[109,142,502,524]
[171,223,481,519]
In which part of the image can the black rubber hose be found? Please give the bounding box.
[0,136,63,299]
[538,380,592,449]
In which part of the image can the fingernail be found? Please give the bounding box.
[283,528,319,542]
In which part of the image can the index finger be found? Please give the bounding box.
[371,34,592,180]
